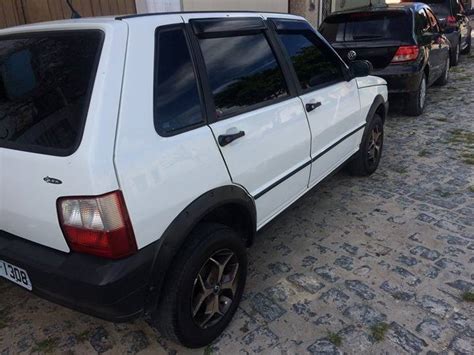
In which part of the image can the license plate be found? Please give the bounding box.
[0,260,32,291]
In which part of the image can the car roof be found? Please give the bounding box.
[0,11,303,34]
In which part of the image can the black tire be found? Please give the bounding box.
[435,56,450,86]
[406,73,427,116]
[450,41,460,66]
[461,33,471,55]
[153,223,247,348]
[347,114,384,177]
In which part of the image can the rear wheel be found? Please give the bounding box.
[451,41,460,66]
[347,114,384,176]
[406,73,427,116]
[153,223,247,348]
[435,56,450,86]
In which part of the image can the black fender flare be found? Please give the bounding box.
[366,94,388,124]
[144,185,256,312]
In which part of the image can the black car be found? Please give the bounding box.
[320,3,450,116]
[402,0,472,66]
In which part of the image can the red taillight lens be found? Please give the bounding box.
[58,191,137,259]
[447,16,457,27]
[391,46,420,63]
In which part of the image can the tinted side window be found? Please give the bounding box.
[277,31,344,90]
[426,9,441,32]
[416,9,431,34]
[0,31,102,156]
[154,27,203,135]
[198,33,288,119]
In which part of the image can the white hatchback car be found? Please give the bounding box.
[0,12,387,348]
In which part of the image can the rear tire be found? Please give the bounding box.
[153,223,247,348]
[435,56,450,86]
[347,114,384,177]
[451,41,460,66]
[406,73,427,116]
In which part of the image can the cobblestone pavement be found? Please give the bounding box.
[1,56,473,355]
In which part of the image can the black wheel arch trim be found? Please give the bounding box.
[144,185,256,313]
[366,94,388,124]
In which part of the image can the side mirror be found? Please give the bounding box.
[349,60,372,78]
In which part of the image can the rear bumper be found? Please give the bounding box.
[371,63,423,94]
[0,230,158,322]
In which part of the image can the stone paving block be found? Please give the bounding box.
[416,318,444,341]
[344,280,376,300]
[307,339,342,355]
[342,304,386,326]
[319,288,350,310]
[410,245,441,261]
[388,322,428,354]
[248,293,286,322]
[287,273,325,294]
[417,295,453,318]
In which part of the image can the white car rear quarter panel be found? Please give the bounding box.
[0,21,127,252]
[115,16,232,249]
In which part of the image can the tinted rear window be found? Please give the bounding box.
[321,12,412,42]
[0,31,103,156]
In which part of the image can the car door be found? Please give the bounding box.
[270,18,363,188]
[426,7,449,81]
[182,15,312,227]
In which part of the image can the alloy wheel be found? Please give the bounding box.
[191,249,240,329]
[367,124,383,167]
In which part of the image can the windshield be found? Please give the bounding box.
[0,31,103,156]
[321,11,413,42]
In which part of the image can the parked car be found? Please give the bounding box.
[320,2,451,116]
[0,13,388,348]
[401,0,472,65]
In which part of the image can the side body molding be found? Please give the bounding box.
[145,185,256,311]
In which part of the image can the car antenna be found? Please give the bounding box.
[65,0,81,19]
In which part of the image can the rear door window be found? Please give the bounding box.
[277,30,345,91]
[154,26,204,136]
[198,33,288,119]
[0,31,103,156]
[321,12,412,42]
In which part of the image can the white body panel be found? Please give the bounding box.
[299,79,363,187]
[0,21,128,252]
[207,98,312,225]
[115,15,232,249]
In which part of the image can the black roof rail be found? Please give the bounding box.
[116,10,291,21]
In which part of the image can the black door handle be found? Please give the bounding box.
[218,131,245,147]
[306,102,322,112]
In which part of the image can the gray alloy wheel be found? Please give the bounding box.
[191,249,240,329]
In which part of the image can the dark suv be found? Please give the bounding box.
[402,0,472,65]
[320,3,451,116]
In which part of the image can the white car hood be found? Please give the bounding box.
[356,75,387,89]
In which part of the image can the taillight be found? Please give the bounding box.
[446,16,457,27]
[391,46,420,63]
[57,191,137,259]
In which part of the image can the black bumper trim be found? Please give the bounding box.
[0,230,159,322]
